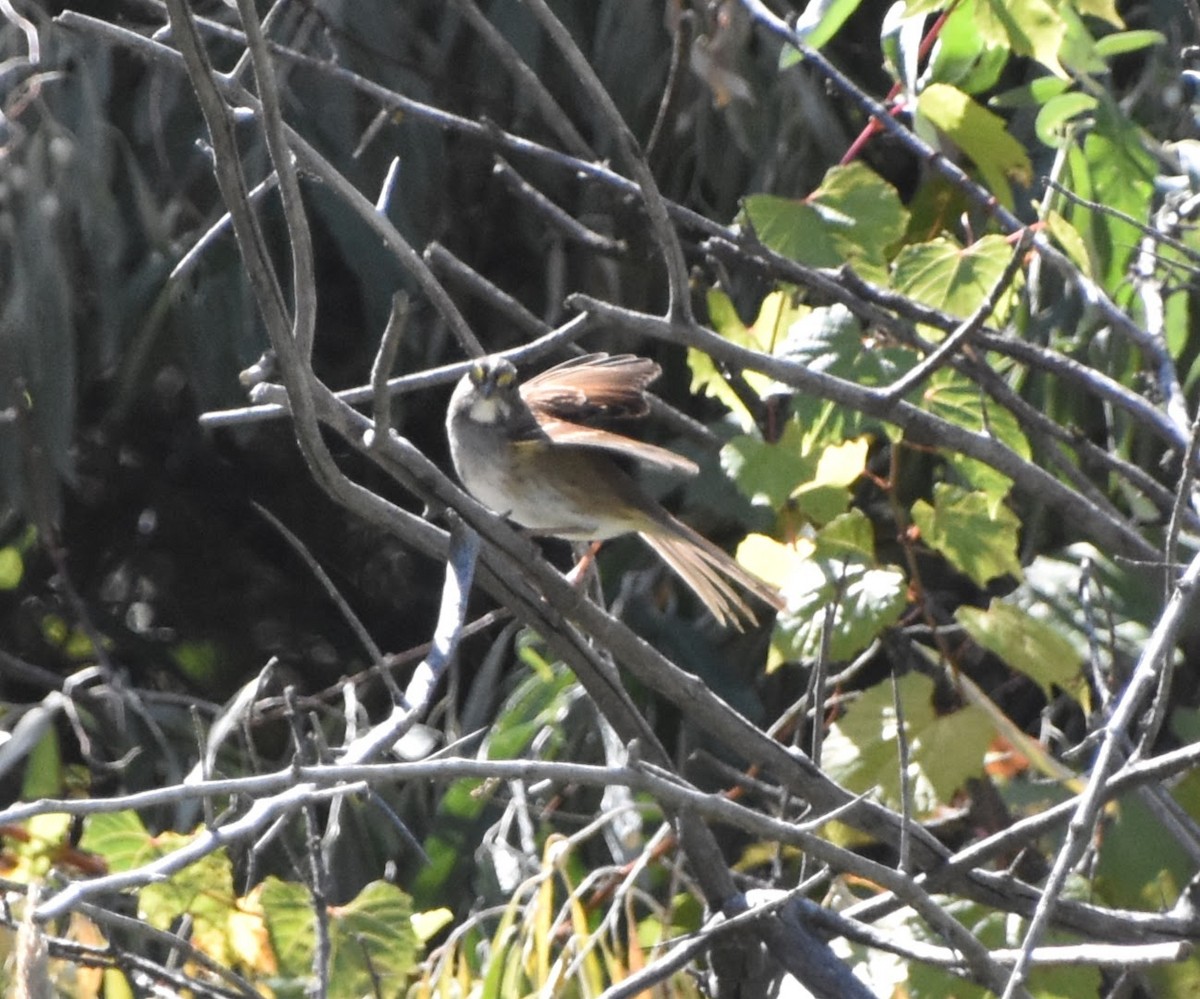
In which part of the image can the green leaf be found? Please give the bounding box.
[80,811,156,872]
[1093,29,1164,58]
[265,878,422,994]
[1011,543,1153,695]
[485,659,577,761]
[925,0,1009,94]
[789,0,864,53]
[813,509,878,562]
[140,839,234,937]
[916,83,1032,207]
[721,422,866,521]
[411,907,454,943]
[413,660,577,908]
[1095,793,1191,910]
[260,878,314,991]
[0,546,23,589]
[974,0,1070,77]
[790,437,868,522]
[892,234,1018,320]
[736,533,814,592]
[779,301,913,387]
[1064,115,1156,287]
[329,881,419,993]
[1043,209,1092,276]
[911,483,1022,587]
[722,422,817,510]
[989,75,1071,109]
[921,370,1031,497]
[775,302,863,375]
[743,162,908,281]
[776,556,906,661]
[822,672,994,812]
[1034,91,1099,148]
[881,0,923,94]
[957,601,1082,696]
[694,289,801,425]
[19,726,61,801]
[171,640,220,686]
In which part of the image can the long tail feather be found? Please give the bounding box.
[638,517,782,630]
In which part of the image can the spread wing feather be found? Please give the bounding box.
[537,419,699,474]
[520,354,660,420]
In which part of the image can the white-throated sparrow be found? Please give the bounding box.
[446,353,781,628]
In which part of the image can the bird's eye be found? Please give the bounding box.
[495,366,516,389]
[469,361,488,385]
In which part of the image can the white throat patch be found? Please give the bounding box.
[469,395,508,424]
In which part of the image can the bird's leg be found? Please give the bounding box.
[564,541,604,590]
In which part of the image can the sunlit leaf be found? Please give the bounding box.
[736,533,815,591]
[1034,91,1099,148]
[989,75,1071,109]
[974,0,1069,77]
[694,289,800,425]
[744,163,908,281]
[822,672,994,812]
[411,907,454,943]
[80,811,155,873]
[921,370,1031,498]
[0,546,23,589]
[775,558,906,661]
[1093,29,1163,58]
[228,885,277,976]
[916,83,1032,206]
[881,0,924,94]
[1043,209,1092,276]
[262,878,418,994]
[927,0,1009,94]
[911,484,1022,587]
[957,601,1082,696]
[892,234,1017,320]
[139,834,233,935]
[722,421,816,510]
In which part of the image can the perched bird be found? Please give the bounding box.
[446,352,781,628]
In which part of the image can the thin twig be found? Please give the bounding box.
[370,292,409,443]
[493,157,626,254]
[251,501,383,664]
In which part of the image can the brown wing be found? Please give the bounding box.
[520,354,661,421]
[538,419,699,475]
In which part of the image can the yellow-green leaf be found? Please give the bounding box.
[693,289,796,425]
[721,422,817,510]
[957,601,1081,696]
[776,558,906,662]
[80,811,155,872]
[0,546,23,589]
[744,162,908,281]
[892,234,1018,321]
[1044,209,1092,276]
[917,83,1032,207]
[911,483,1022,587]
[411,907,454,943]
[736,533,815,591]
[975,0,1069,77]
[921,370,1031,499]
[822,672,994,812]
